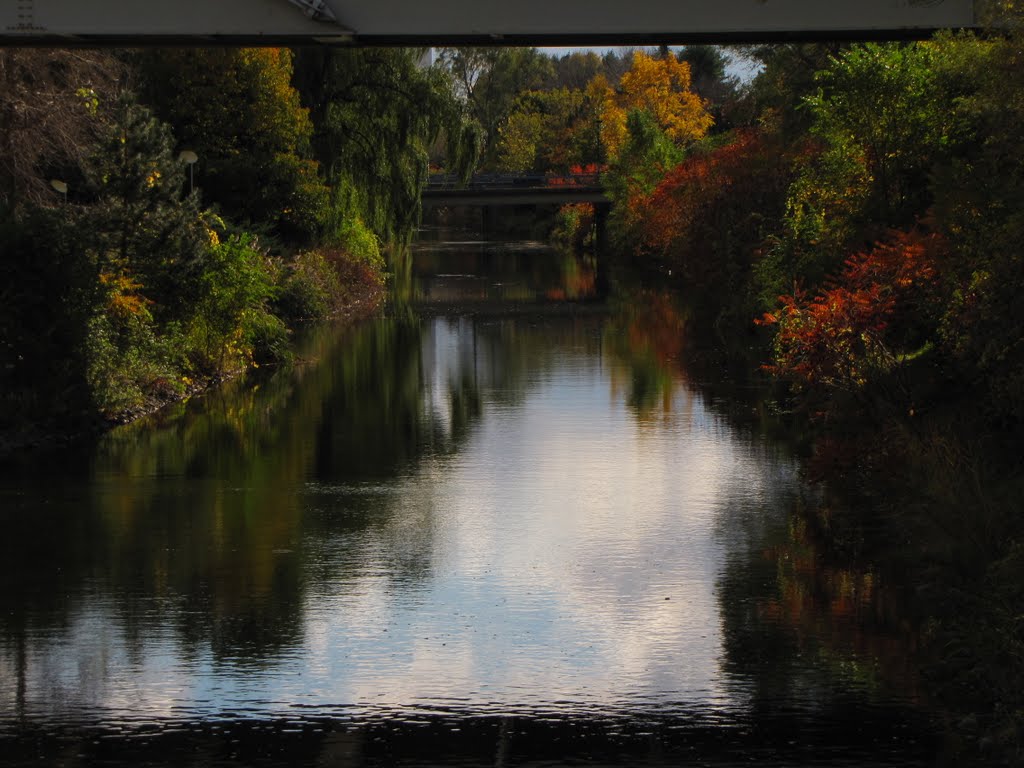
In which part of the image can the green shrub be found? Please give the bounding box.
[276,250,341,320]
[325,215,384,273]
[84,311,181,418]
[245,310,292,367]
[186,233,278,372]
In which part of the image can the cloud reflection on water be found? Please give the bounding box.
[0,314,802,724]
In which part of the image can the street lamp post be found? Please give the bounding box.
[178,150,198,194]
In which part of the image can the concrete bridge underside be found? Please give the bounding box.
[2,0,979,45]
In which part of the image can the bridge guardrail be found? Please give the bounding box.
[426,173,602,191]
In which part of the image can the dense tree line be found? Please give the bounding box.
[433,46,735,174]
[604,36,1024,430]
[0,47,478,440]
[5,44,707,439]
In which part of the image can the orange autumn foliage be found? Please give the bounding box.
[760,229,944,390]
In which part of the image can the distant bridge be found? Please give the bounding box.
[1,0,979,45]
[422,174,608,209]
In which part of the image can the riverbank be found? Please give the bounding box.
[585,40,1024,751]
[767,372,1022,765]
[0,268,385,462]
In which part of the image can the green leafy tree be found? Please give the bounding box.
[547,51,605,90]
[136,48,328,240]
[80,95,208,318]
[604,109,685,248]
[733,43,844,136]
[497,107,545,172]
[439,47,554,169]
[497,88,602,173]
[807,43,945,226]
[926,32,1024,418]
[756,43,949,308]
[677,45,739,129]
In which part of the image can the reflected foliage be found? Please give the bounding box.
[407,234,599,308]
[0,316,483,663]
[0,305,610,667]
[0,238,967,764]
[603,290,687,415]
[717,491,925,718]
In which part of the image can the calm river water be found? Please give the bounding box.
[0,233,935,765]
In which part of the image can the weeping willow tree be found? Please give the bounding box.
[292,47,481,248]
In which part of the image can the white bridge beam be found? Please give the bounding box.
[2,0,979,44]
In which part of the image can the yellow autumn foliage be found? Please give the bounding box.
[597,53,713,158]
[99,271,152,319]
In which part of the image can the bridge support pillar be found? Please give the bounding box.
[594,203,610,296]
[594,203,609,256]
[482,205,499,234]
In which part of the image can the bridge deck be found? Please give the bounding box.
[423,187,607,208]
[424,174,608,208]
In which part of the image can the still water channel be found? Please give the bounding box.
[0,233,934,765]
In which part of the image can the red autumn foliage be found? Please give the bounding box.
[759,229,944,390]
[628,130,792,316]
[641,130,778,251]
[571,162,604,176]
[545,163,605,187]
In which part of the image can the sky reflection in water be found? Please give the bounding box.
[2,316,798,721]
